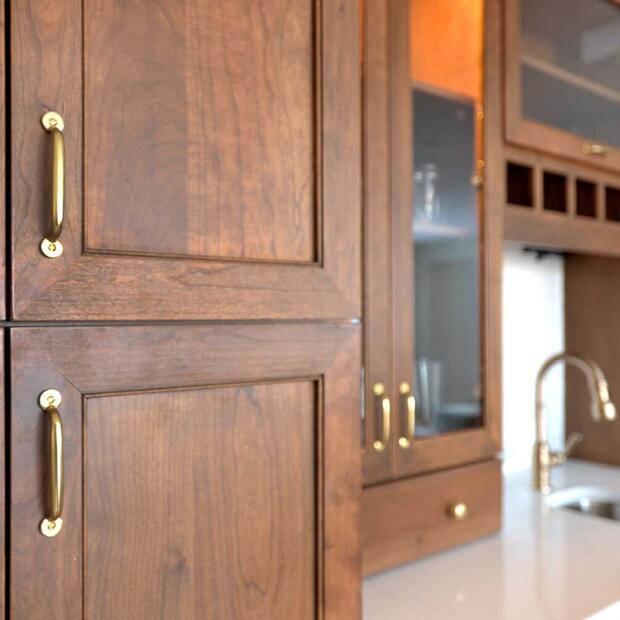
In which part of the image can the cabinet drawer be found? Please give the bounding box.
[362,460,501,575]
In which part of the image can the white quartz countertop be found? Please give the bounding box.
[363,459,620,620]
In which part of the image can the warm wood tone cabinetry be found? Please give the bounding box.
[10,0,360,321]
[4,1,362,618]
[362,460,501,574]
[361,0,502,574]
[505,0,620,172]
[10,324,360,619]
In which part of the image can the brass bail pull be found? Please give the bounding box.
[398,382,416,449]
[372,383,391,452]
[39,389,64,537]
[40,111,65,258]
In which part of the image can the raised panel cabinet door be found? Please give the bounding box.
[10,324,361,619]
[10,0,360,321]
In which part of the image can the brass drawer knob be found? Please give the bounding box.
[583,143,608,157]
[447,502,468,520]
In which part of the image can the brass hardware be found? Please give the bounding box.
[39,389,64,537]
[40,111,65,258]
[470,174,484,188]
[448,502,468,520]
[398,381,416,449]
[533,353,616,494]
[583,143,608,157]
[372,383,391,452]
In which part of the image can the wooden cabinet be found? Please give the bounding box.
[361,0,503,573]
[505,0,620,171]
[10,323,360,619]
[362,460,501,575]
[10,0,360,321]
[6,2,363,616]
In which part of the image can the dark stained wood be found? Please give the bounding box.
[390,0,416,476]
[361,0,396,484]
[565,254,620,465]
[84,0,314,262]
[85,383,315,619]
[360,0,503,573]
[504,0,620,172]
[10,323,361,619]
[10,0,361,321]
[362,460,501,575]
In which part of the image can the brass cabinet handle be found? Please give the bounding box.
[397,381,416,449]
[583,143,608,157]
[372,383,391,452]
[447,502,468,520]
[39,389,64,537]
[40,111,65,258]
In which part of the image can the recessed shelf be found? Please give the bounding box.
[606,186,620,222]
[543,171,567,213]
[576,179,597,218]
[506,162,533,207]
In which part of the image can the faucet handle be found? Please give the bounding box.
[554,432,583,465]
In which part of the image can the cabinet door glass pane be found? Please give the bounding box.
[411,0,483,438]
[520,0,620,148]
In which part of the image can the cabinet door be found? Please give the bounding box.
[505,0,620,170]
[395,0,500,475]
[10,324,360,619]
[363,0,501,482]
[10,1,360,321]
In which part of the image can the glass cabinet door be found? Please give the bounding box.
[507,0,620,167]
[409,0,484,439]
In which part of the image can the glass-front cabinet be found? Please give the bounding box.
[505,0,620,170]
[362,0,500,484]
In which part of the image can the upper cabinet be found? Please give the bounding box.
[505,0,620,170]
[362,0,501,486]
[9,1,360,321]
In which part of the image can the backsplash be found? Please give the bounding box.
[502,242,565,474]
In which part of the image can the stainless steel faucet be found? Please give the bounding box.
[533,352,616,495]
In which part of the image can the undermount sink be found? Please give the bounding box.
[545,486,620,522]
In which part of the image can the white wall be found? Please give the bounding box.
[502,242,565,475]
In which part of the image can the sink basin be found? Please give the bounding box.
[564,498,620,520]
[545,486,620,522]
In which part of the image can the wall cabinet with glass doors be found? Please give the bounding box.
[361,0,503,575]
[505,0,620,171]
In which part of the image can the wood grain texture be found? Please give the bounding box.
[361,0,396,484]
[85,383,315,620]
[84,0,315,262]
[10,323,361,619]
[362,460,501,575]
[565,255,620,465]
[11,0,361,321]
